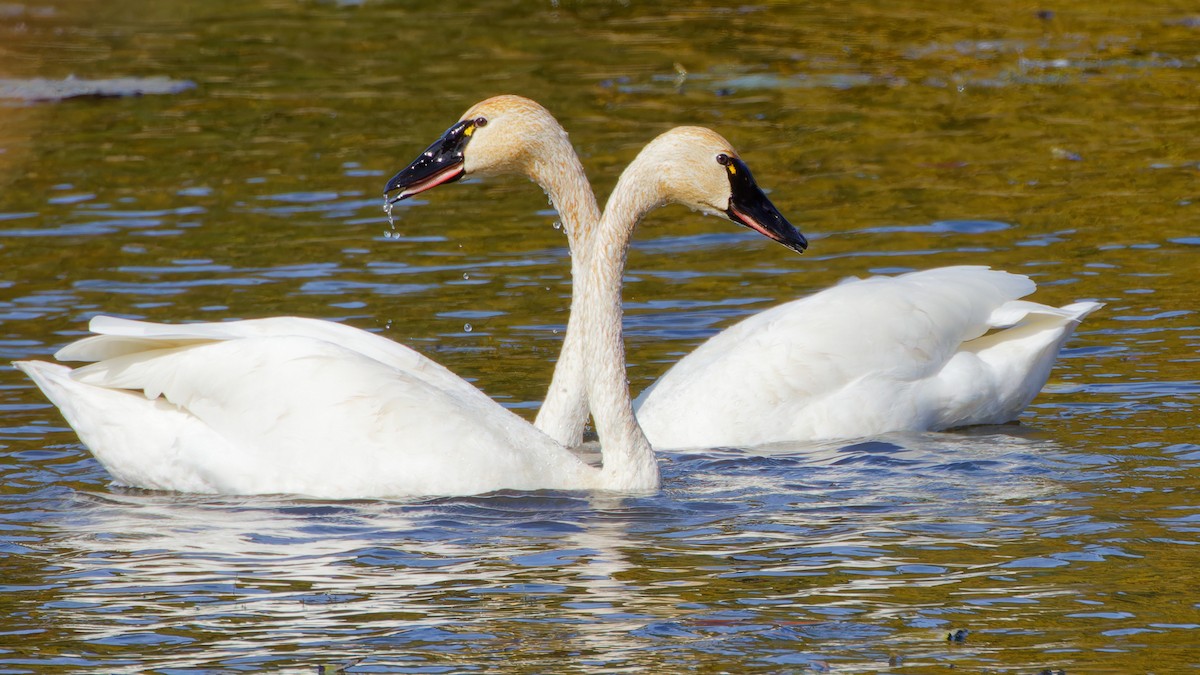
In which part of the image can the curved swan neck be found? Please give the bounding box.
[582,157,661,491]
[526,126,601,447]
[530,142,600,253]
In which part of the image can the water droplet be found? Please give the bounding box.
[552,329,559,335]
[464,323,473,332]
[552,221,562,230]
[383,199,398,231]
[463,273,470,280]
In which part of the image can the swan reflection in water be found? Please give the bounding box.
[45,487,651,666]
[37,428,1076,670]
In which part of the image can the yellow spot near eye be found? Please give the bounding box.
[727,164,737,175]
[463,125,475,137]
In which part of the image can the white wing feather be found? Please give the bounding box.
[58,316,491,409]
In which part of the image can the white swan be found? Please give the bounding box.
[389,96,1101,449]
[14,123,807,497]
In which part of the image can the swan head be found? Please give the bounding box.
[384,95,565,203]
[632,127,808,254]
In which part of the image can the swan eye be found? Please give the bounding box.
[715,153,731,166]
[474,117,488,128]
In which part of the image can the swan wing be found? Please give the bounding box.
[635,266,1097,447]
[56,315,494,409]
[20,335,590,498]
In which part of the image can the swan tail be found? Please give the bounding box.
[13,360,224,492]
[938,299,1103,427]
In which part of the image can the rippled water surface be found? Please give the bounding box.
[1,0,1198,672]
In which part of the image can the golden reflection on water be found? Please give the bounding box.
[0,0,1198,671]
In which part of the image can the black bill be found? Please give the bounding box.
[384,119,477,203]
[724,157,808,254]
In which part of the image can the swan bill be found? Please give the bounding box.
[384,119,476,203]
[724,157,808,254]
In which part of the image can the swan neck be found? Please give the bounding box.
[530,142,599,252]
[582,161,660,491]
[528,130,601,447]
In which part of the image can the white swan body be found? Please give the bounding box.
[17,323,592,497]
[17,117,807,497]
[633,266,1101,448]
